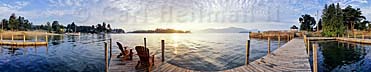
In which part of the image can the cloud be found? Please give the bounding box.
[1,0,371,31]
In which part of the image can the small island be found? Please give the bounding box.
[128,28,191,33]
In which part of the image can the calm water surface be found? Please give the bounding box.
[111,33,287,71]
[0,33,287,71]
[312,41,371,72]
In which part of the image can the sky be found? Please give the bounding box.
[0,0,371,31]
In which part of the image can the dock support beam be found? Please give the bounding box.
[307,39,310,54]
[144,38,146,48]
[110,38,112,57]
[268,37,271,54]
[11,34,14,42]
[287,34,289,41]
[312,44,318,72]
[278,34,281,47]
[104,42,108,72]
[245,40,250,64]
[23,34,26,42]
[45,35,48,43]
[161,40,165,62]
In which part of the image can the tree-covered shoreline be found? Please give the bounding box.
[0,13,125,34]
[128,28,191,33]
[299,3,370,37]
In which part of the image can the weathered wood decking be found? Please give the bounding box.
[307,37,371,44]
[336,38,371,44]
[0,41,48,46]
[307,37,336,40]
[109,38,311,72]
[222,39,311,72]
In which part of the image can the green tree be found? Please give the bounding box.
[290,25,298,29]
[343,5,367,32]
[107,24,111,32]
[8,13,17,30]
[51,21,64,33]
[1,19,8,30]
[322,3,346,37]
[46,22,52,32]
[317,19,322,31]
[299,14,316,31]
[71,22,76,32]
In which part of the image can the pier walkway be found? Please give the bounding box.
[307,37,371,44]
[108,38,311,72]
[222,39,311,72]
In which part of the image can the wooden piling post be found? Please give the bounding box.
[278,34,281,41]
[354,34,356,38]
[144,38,147,48]
[268,37,271,54]
[161,40,165,62]
[110,38,112,57]
[104,42,108,72]
[245,40,250,64]
[11,34,14,41]
[23,34,26,42]
[45,35,48,43]
[278,35,281,48]
[35,36,38,42]
[288,34,290,41]
[312,44,318,72]
[307,39,310,54]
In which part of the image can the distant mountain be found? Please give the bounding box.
[196,27,258,33]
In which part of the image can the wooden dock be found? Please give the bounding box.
[307,37,371,44]
[0,35,48,46]
[108,38,311,72]
[222,39,311,72]
[336,37,371,44]
[307,37,336,40]
[0,41,48,46]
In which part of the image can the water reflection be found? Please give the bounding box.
[0,46,48,56]
[316,41,371,72]
[111,33,287,71]
[0,34,107,72]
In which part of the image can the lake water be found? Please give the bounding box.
[111,33,287,71]
[311,41,371,72]
[0,33,287,71]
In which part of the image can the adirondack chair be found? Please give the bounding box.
[135,46,155,71]
[116,42,132,60]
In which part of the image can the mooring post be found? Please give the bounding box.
[288,34,290,41]
[268,37,271,54]
[245,40,250,65]
[11,34,14,42]
[109,38,112,57]
[144,38,147,48]
[161,40,165,62]
[307,39,310,54]
[278,35,281,48]
[362,33,365,40]
[354,34,356,38]
[312,44,318,72]
[35,36,38,42]
[104,42,108,72]
[45,35,48,43]
[278,33,281,41]
[23,34,26,42]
